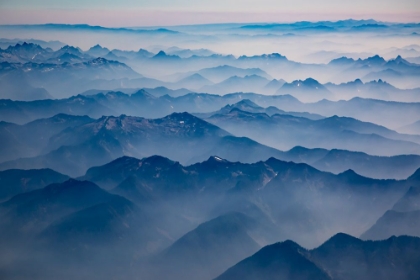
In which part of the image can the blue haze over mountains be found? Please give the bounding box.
[0,19,420,280]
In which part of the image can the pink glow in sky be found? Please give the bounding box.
[0,0,419,26]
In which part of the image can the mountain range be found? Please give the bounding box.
[1,89,419,129]
[216,233,420,280]
[1,154,419,278]
[1,20,420,280]
[1,110,420,179]
[207,107,420,156]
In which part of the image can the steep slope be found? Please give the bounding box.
[207,109,420,156]
[277,78,333,102]
[216,233,420,280]
[215,240,330,280]
[360,210,420,240]
[156,212,261,280]
[311,233,420,280]
[200,75,271,94]
[361,185,420,240]
[0,114,94,162]
[0,168,69,201]
[80,155,415,248]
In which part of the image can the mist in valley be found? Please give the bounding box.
[1,10,420,280]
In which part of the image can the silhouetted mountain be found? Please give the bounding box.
[399,119,420,134]
[141,86,192,97]
[174,73,213,89]
[37,195,165,259]
[0,114,94,162]
[0,56,141,98]
[172,65,272,83]
[0,95,115,124]
[0,178,177,280]
[277,78,333,102]
[195,99,324,120]
[0,39,65,51]
[165,46,215,58]
[0,42,52,63]
[207,109,420,156]
[325,79,420,102]
[0,179,114,240]
[217,233,420,280]
[238,53,288,62]
[310,233,420,280]
[312,150,420,179]
[0,63,52,101]
[110,48,154,60]
[393,186,420,212]
[361,185,420,240]
[0,168,69,201]
[301,97,420,129]
[264,78,286,93]
[361,210,420,240]
[329,55,420,88]
[215,240,330,280]
[152,51,181,61]
[86,44,110,57]
[156,212,261,280]
[200,75,271,94]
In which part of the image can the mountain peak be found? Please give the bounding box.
[303,77,322,85]
[329,56,355,64]
[60,45,81,52]
[365,54,386,64]
[339,169,358,176]
[207,155,229,163]
[320,232,362,248]
[234,99,260,108]
[141,155,177,167]
[155,50,167,56]
[389,55,410,65]
[408,167,420,181]
[353,78,363,84]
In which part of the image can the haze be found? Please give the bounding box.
[1,1,420,280]
[1,0,420,26]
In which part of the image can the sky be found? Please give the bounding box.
[0,0,419,26]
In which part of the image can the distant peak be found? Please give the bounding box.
[89,57,109,64]
[366,54,385,62]
[61,45,79,50]
[323,232,361,246]
[164,111,198,122]
[303,77,320,84]
[408,167,420,181]
[208,156,228,163]
[338,169,368,180]
[329,56,355,64]
[141,155,177,166]
[235,99,259,107]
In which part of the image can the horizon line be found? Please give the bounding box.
[2,18,419,29]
